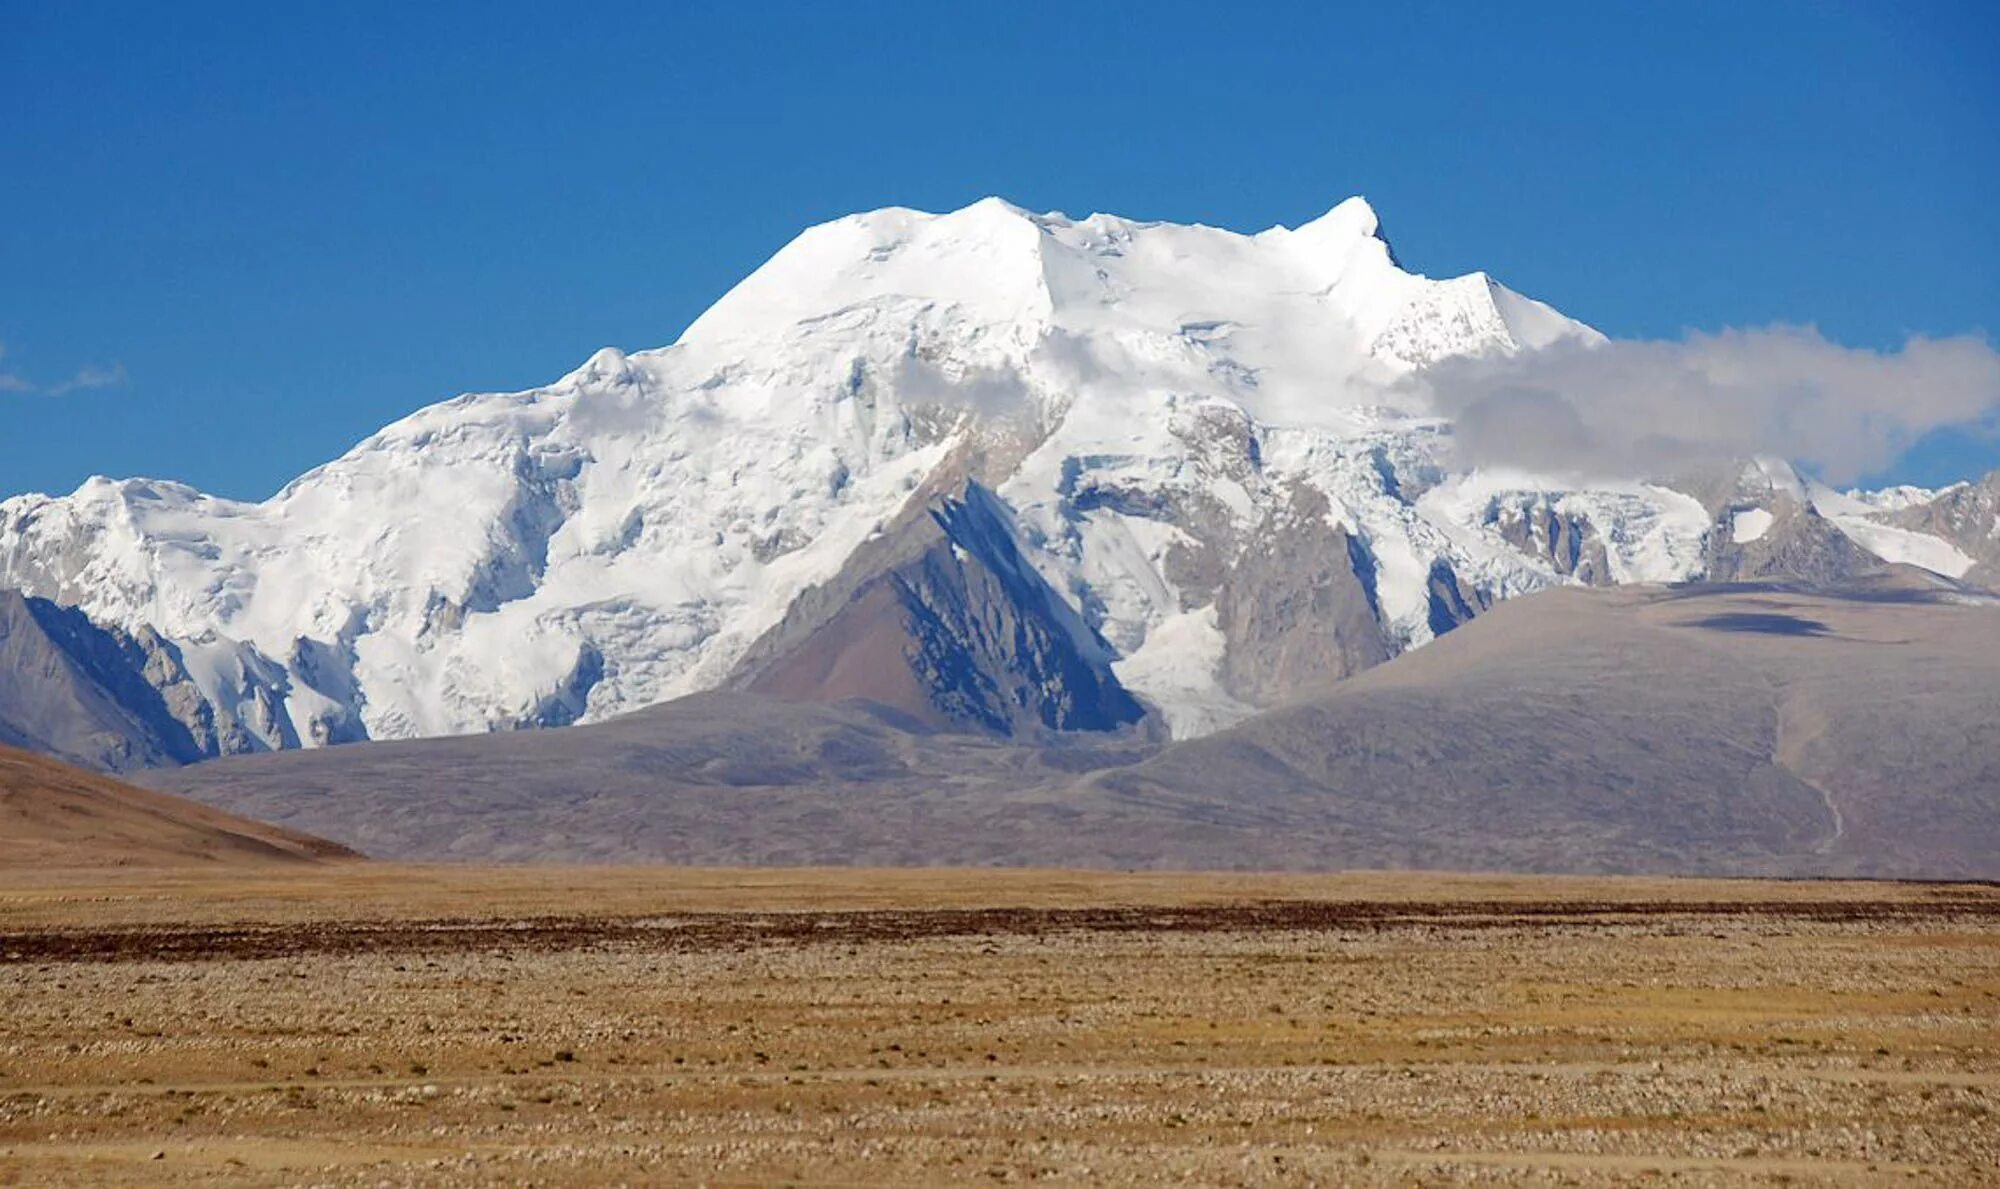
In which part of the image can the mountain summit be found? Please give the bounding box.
[1,198,1991,760]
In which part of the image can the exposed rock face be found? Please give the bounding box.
[1423,560,1492,636]
[132,624,226,754]
[1890,473,2000,588]
[1706,500,1877,584]
[286,635,370,746]
[1682,460,1879,586]
[1215,486,1391,705]
[730,483,1145,736]
[1488,500,1613,584]
[0,591,217,771]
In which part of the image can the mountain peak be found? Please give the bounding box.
[562,346,640,388]
[1293,195,1383,241]
[678,196,1054,347]
[959,194,1033,219]
[1272,194,1406,276]
[3,192,1992,778]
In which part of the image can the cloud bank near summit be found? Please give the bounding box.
[1416,327,2000,486]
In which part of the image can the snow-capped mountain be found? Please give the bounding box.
[1,196,1992,765]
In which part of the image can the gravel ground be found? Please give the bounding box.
[0,871,1994,1186]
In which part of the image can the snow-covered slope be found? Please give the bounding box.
[0,196,1987,756]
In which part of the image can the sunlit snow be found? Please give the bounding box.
[0,196,1978,747]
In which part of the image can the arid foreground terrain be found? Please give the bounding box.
[0,867,1995,1186]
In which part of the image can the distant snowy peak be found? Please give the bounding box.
[681,198,1056,347]
[1686,459,1984,582]
[1370,272,1599,368]
[1816,474,1995,582]
[681,195,1598,381]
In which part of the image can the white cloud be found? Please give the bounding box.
[44,361,128,397]
[887,353,1035,417]
[1412,326,2000,485]
[0,341,131,397]
[0,340,29,392]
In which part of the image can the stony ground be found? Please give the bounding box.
[0,867,1994,1186]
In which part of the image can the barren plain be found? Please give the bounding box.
[1,866,1995,1186]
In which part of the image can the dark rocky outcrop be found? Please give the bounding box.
[1215,485,1391,705]
[1489,500,1612,584]
[729,482,1145,736]
[1705,500,1877,584]
[0,590,218,772]
[1891,470,2000,589]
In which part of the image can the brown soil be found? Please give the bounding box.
[0,744,357,868]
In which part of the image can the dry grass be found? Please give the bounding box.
[1,866,1995,1185]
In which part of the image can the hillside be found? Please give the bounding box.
[1089,572,2000,878]
[0,743,358,867]
[139,577,1998,878]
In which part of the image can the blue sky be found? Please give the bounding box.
[2,0,1995,499]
